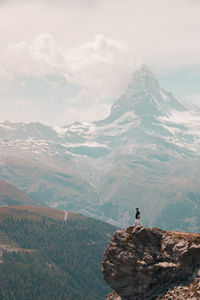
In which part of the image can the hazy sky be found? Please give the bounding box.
[0,0,200,126]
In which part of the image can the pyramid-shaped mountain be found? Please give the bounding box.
[0,65,200,230]
[90,65,200,158]
[105,65,187,122]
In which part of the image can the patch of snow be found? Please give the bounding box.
[53,126,67,135]
[61,142,109,148]
[161,110,200,127]
[161,124,181,135]
[95,111,140,136]
[0,123,15,130]
[160,90,170,102]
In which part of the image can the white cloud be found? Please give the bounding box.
[13,98,33,109]
[58,99,112,125]
[0,68,14,93]
[0,97,36,124]
[1,34,141,100]
[0,0,200,125]
[20,81,26,87]
[0,69,13,81]
[0,0,200,70]
[2,33,64,77]
[64,35,141,99]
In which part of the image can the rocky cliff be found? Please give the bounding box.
[102,226,200,299]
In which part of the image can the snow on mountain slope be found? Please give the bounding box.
[1,65,200,158]
[104,65,187,122]
[0,65,200,230]
[89,65,200,158]
[0,121,59,141]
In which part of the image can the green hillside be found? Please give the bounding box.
[0,206,117,300]
[0,178,41,207]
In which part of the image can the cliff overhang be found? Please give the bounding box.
[102,226,200,299]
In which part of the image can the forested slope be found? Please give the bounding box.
[0,206,117,300]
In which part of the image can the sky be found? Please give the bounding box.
[0,0,200,126]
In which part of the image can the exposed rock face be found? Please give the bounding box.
[102,226,200,299]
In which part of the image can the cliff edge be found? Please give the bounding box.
[102,226,200,299]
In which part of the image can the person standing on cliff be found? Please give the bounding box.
[134,208,140,226]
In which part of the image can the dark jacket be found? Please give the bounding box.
[135,211,140,219]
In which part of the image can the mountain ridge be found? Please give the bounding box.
[0,178,41,207]
[0,65,200,230]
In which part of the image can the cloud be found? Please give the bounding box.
[64,35,141,99]
[58,97,112,125]
[2,33,64,77]
[0,97,35,123]
[0,0,200,125]
[13,98,33,109]
[1,0,200,71]
[0,68,14,93]
[1,34,141,100]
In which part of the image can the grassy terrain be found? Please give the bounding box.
[0,178,40,207]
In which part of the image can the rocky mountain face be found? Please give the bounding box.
[0,65,200,230]
[102,226,200,299]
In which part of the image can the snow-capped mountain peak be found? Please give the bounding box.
[127,64,159,92]
[107,65,188,123]
[1,65,200,159]
[1,64,200,231]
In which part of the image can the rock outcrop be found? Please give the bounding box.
[102,226,200,299]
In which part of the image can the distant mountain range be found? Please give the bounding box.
[0,65,200,231]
